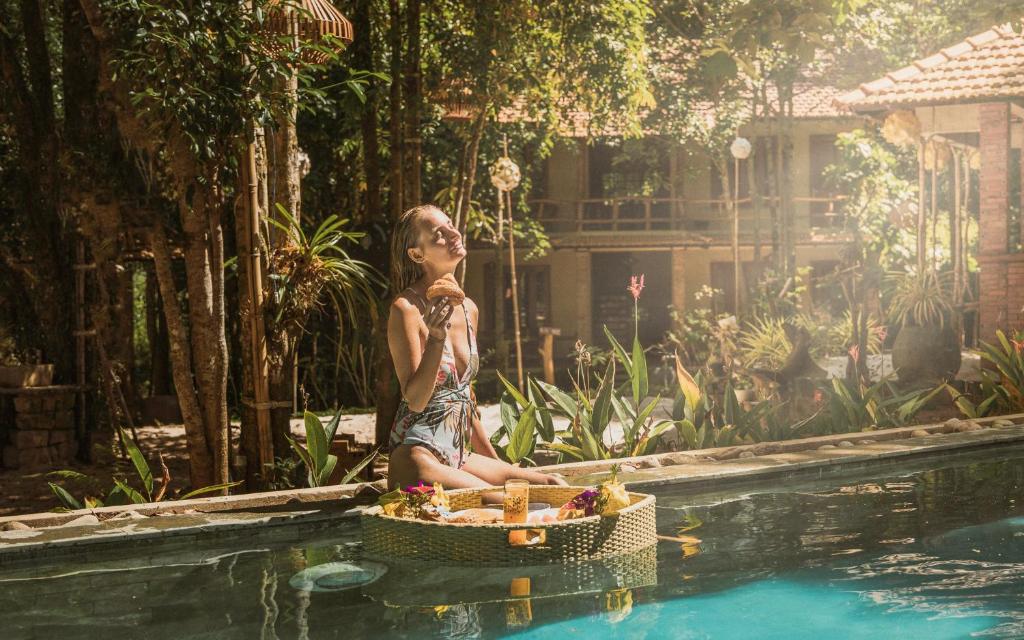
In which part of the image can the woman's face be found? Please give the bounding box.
[409,208,466,269]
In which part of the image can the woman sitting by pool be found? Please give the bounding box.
[387,204,567,490]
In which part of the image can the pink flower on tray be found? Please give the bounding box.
[627,274,645,301]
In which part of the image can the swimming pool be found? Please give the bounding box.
[4,444,1024,639]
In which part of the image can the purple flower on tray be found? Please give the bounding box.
[569,489,601,516]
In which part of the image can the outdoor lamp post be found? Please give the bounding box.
[491,146,524,392]
[729,136,751,315]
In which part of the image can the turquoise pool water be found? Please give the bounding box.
[4,445,1024,639]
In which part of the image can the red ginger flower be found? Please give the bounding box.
[627,274,645,301]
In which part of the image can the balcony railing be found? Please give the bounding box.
[529,195,847,238]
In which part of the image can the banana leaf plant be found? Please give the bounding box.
[288,410,379,487]
[488,371,556,465]
[49,428,239,510]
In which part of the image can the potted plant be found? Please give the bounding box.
[887,270,960,383]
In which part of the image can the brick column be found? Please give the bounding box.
[977,102,1011,340]
[671,247,686,313]
[575,250,592,343]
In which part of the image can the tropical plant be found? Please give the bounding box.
[813,377,942,434]
[670,355,782,448]
[488,372,554,465]
[48,429,239,510]
[886,269,953,328]
[949,329,1024,418]
[287,410,379,488]
[738,316,791,370]
[266,206,381,331]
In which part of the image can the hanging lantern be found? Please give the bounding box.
[264,0,354,65]
[490,156,521,192]
[435,80,477,120]
[881,110,920,147]
[729,137,752,160]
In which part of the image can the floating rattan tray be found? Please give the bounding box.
[360,485,657,565]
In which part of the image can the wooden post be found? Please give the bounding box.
[733,156,741,314]
[538,327,561,385]
[508,187,524,393]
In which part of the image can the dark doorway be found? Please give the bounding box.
[590,252,672,348]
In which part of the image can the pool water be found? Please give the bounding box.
[4,446,1024,639]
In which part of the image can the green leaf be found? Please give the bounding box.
[677,420,698,449]
[119,428,153,500]
[323,407,344,443]
[340,448,379,485]
[507,404,538,463]
[499,392,520,431]
[303,410,329,471]
[48,483,83,510]
[632,334,648,405]
[631,395,661,442]
[579,424,607,460]
[113,479,147,504]
[675,353,701,411]
[288,435,315,478]
[604,325,632,371]
[535,380,577,417]
[317,454,338,487]
[542,442,584,462]
[179,481,242,500]
[496,370,530,408]
[529,379,555,442]
[592,359,616,436]
[637,420,676,456]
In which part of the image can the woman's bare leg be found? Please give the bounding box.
[388,444,491,490]
[461,454,568,486]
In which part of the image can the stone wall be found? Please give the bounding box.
[0,386,77,470]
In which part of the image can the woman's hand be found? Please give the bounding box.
[424,298,455,342]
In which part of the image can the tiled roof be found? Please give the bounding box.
[836,24,1024,111]
[464,82,851,138]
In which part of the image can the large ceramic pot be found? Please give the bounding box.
[891,325,961,384]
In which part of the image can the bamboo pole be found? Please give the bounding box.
[917,140,926,273]
[242,138,274,472]
[75,236,87,458]
[733,155,741,315]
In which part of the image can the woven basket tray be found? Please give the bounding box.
[363,544,658,607]
[361,485,657,565]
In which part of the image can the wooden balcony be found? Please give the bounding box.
[529,195,848,240]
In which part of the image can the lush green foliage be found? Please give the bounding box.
[49,429,238,510]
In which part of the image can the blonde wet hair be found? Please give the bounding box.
[390,204,444,295]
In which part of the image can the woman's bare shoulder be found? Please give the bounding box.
[390,293,425,325]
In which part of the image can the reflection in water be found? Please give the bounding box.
[2,449,1024,639]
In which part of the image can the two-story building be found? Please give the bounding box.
[463,83,866,368]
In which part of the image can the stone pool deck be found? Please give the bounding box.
[1,414,1022,568]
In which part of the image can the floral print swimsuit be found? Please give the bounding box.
[390,297,479,468]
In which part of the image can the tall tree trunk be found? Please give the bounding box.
[387,0,404,220]
[151,224,216,488]
[402,0,422,206]
[373,0,406,448]
[354,0,382,224]
[455,109,488,286]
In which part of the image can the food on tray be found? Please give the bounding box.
[425,273,465,305]
[447,508,504,524]
[379,482,451,521]
[558,465,631,519]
